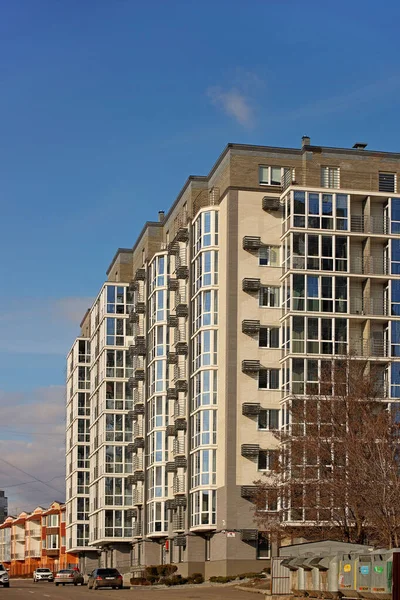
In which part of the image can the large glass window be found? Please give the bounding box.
[191,490,216,526]
[293,191,348,231]
[147,501,168,533]
[321,166,340,189]
[193,251,219,292]
[192,330,218,370]
[193,290,218,332]
[258,450,278,471]
[191,449,217,487]
[104,510,132,538]
[106,318,126,346]
[191,410,217,448]
[193,210,219,254]
[148,466,167,499]
[192,370,218,410]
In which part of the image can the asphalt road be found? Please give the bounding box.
[3,580,257,600]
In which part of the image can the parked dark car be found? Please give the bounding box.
[87,568,123,590]
[55,569,84,586]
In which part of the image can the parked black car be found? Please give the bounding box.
[87,568,123,590]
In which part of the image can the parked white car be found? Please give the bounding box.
[33,568,54,583]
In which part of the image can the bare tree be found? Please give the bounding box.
[254,357,400,548]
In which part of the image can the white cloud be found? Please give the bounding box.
[207,86,254,127]
[0,386,66,515]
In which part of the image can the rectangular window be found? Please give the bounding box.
[259,166,291,186]
[258,409,280,430]
[259,246,280,267]
[259,286,279,308]
[259,369,279,390]
[321,167,340,189]
[259,327,279,348]
[258,450,278,471]
[257,533,271,559]
[379,172,396,193]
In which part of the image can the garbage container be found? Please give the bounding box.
[339,553,358,598]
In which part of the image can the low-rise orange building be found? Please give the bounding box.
[0,501,78,577]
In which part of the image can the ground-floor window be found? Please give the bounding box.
[257,533,270,559]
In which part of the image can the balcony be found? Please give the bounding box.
[243,236,262,251]
[129,337,146,356]
[175,251,189,280]
[168,315,179,328]
[350,215,388,235]
[350,298,388,316]
[173,438,186,456]
[350,337,389,358]
[132,522,143,538]
[242,360,262,373]
[132,471,145,483]
[174,224,189,244]
[134,268,146,282]
[174,417,187,432]
[129,310,139,324]
[167,352,178,364]
[241,486,257,500]
[133,438,145,451]
[262,196,281,211]
[166,424,176,437]
[174,534,186,547]
[174,455,187,469]
[173,475,186,495]
[173,514,185,531]
[133,455,144,472]
[133,404,145,417]
[134,299,146,314]
[133,422,144,438]
[126,475,135,485]
[175,303,188,318]
[242,403,261,416]
[168,278,180,291]
[241,529,258,542]
[174,398,186,418]
[241,444,260,457]
[133,488,144,505]
[166,461,177,473]
[350,257,389,276]
[167,387,178,400]
[242,320,261,335]
[242,278,261,293]
[175,342,188,355]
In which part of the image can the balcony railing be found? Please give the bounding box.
[350,337,389,358]
[173,475,186,495]
[174,398,186,418]
[350,256,389,276]
[242,320,261,335]
[243,236,262,251]
[132,522,143,538]
[173,439,186,456]
[350,298,388,316]
[350,215,388,234]
[133,488,144,505]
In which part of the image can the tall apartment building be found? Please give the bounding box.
[66,137,400,576]
[0,492,8,523]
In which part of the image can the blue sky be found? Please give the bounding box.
[1,0,400,511]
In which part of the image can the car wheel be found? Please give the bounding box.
[55,583,59,586]
[63,583,65,586]
[93,582,98,590]
[74,582,78,586]
[4,583,9,588]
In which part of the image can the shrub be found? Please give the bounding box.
[239,572,266,579]
[164,574,188,586]
[210,575,236,583]
[130,577,150,585]
[188,572,204,584]
[157,564,178,577]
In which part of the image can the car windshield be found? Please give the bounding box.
[59,570,73,574]
[37,569,51,573]
[97,568,119,576]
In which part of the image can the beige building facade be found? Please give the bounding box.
[66,138,400,576]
